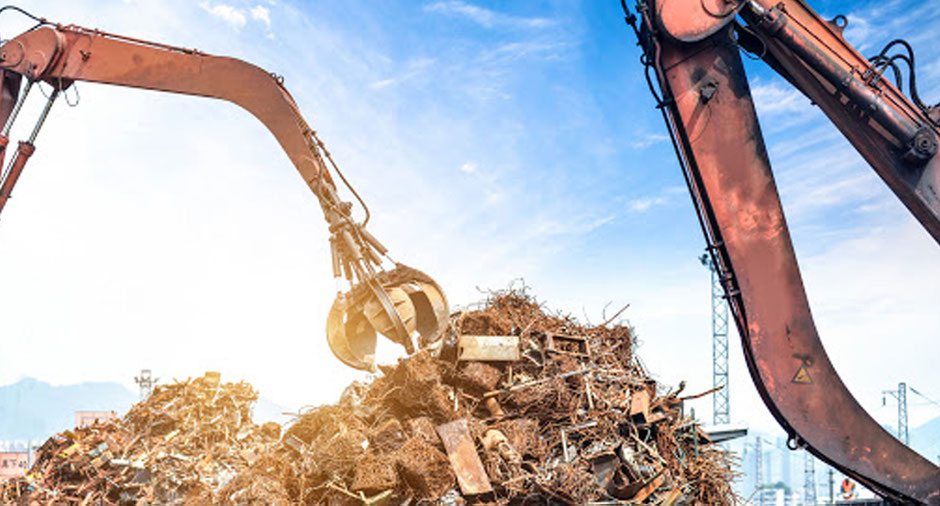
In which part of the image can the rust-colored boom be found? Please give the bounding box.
[0,19,449,372]
[0,25,331,190]
[632,0,940,502]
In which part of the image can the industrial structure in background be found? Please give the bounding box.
[829,468,835,504]
[756,437,801,506]
[0,444,30,481]
[805,450,817,505]
[745,437,764,505]
[882,382,910,446]
[74,411,118,429]
[700,254,730,425]
[134,369,156,401]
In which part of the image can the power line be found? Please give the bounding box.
[907,385,940,448]
[910,386,940,411]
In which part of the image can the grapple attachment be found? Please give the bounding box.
[326,265,449,371]
[308,138,449,371]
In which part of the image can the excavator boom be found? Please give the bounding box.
[3,5,937,501]
[630,0,940,502]
[0,15,449,372]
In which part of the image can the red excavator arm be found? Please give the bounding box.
[627,0,940,502]
[0,13,448,372]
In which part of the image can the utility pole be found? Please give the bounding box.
[755,437,764,506]
[700,254,730,425]
[743,437,766,506]
[804,451,816,506]
[828,467,834,505]
[134,369,156,401]
[882,382,909,445]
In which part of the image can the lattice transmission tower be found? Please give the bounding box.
[804,450,817,506]
[882,382,909,445]
[134,369,156,401]
[755,437,764,506]
[700,254,730,424]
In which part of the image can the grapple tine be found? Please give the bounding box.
[326,265,449,371]
[326,294,377,371]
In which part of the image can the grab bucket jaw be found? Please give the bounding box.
[326,265,448,371]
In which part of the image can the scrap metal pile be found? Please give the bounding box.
[0,373,282,504]
[1,288,737,504]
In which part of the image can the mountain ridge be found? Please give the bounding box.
[0,377,288,445]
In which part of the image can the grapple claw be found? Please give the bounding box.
[326,265,449,371]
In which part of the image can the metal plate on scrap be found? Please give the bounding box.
[435,419,492,495]
[457,335,519,362]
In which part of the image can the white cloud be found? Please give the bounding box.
[842,13,872,50]
[450,38,573,101]
[481,40,569,64]
[199,2,272,30]
[199,2,247,28]
[370,58,435,89]
[750,81,811,116]
[627,196,667,213]
[484,189,505,205]
[460,161,477,174]
[629,132,668,150]
[783,171,880,221]
[250,5,271,28]
[585,214,615,232]
[626,186,682,213]
[371,78,395,89]
[424,1,554,30]
[798,221,940,431]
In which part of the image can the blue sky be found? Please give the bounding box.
[0,0,938,448]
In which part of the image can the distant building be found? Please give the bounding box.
[0,451,29,480]
[758,485,799,506]
[75,411,118,428]
[778,436,791,486]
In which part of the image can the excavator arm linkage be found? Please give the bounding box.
[633,0,940,502]
[3,5,938,501]
[0,19,449,372]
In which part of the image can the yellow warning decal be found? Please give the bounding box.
[792,365,813,384]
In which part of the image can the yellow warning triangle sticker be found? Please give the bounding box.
[792,365,813,384]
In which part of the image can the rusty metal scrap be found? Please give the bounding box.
[0,372,279,504]
[262,286,738,504]
[1,286,738,505]
[435,419,493,496]
[457,335,520,362]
